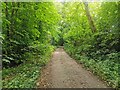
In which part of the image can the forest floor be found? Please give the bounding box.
[36,48,108,88]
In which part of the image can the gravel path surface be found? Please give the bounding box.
[37,48,108,88]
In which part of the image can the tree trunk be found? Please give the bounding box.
[83,2,96,33]
[10,2,16,36]
[5,2,10,41]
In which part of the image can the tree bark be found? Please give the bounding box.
[5,2,10,41]
[83,2,96,33]
[10,2,16,30]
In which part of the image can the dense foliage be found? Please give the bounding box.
[61,2,119,88]
[2,2,60,88]
[1,1,119,88]
[2,2,60,67]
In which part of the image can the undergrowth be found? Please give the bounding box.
[64,47,119,88]
[2,47,54,88]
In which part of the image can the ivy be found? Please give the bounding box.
[1,2,119,88]
[61,2,119,88]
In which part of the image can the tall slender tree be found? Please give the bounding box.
[83,2,96,33]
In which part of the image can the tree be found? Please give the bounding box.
[83,2,96,33]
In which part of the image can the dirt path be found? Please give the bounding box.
[37,48,108,88]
